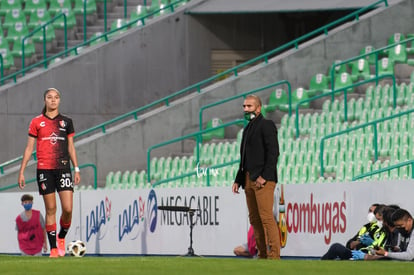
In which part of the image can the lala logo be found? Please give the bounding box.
[59,120,66,128]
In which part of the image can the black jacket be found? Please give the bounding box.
[235,114,279,188]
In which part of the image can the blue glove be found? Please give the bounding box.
[351,250,366,260]
[360,235,374,246]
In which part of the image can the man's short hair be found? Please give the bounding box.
[245,95,262,107]
[21,194,34,202]
[391,208,412,222]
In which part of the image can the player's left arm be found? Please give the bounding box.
[68,135,81,185]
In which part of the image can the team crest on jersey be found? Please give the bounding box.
[59,120,66,128]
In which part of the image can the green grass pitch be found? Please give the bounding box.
[0,255,413,274]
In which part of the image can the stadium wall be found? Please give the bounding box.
[1,180,413,257]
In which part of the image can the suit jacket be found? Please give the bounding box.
[235,114,279,188]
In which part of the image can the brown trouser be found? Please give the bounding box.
[244,174,280,259]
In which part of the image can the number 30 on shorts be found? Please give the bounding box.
[60,177,73,188]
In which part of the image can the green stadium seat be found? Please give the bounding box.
[3,9,26,31]
[28,8,52,30]
[73,0,97,16]
[359,45,377,65]
[377,58,394,76]
[0,0,22,16]
[309,73,331,96]
[387,33,405,46]
[112,170,122,185]
[52,9,77,30]
[31,25,56,44]
[334,72,354,94]
[24,0,47,15]
[387,44,408,64]
[105,171,114,187]
[328,60,348,80]
[202,118,225,142]
[0,36,14,70]
[49,0,72,15]
[128,170,138,187]
[11,38,36,60]
[279,87,310,111]
[350,58,372,81]
[264,88,288,112]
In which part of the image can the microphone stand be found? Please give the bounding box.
[185,209,196,256]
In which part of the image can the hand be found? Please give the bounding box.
[43,242,48,252]
[351,250,366,260]
[374,247,386,256]
[255,176,266,189]
[232,183,240,194]
[18,174,25,189]
[74,172,81,185]
[360,234,374,246]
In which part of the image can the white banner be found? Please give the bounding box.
[1,180,413,257]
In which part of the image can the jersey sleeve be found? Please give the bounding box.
[67,118,75,137]
[28,118,38,138]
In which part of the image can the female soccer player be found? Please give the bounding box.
[18,88,81,258]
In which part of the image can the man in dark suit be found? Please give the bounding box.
[232,95,281,259]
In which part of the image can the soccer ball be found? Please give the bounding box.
[67,240,87,257]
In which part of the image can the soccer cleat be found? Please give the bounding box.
[57,237,66,257]
[49,248,59,258]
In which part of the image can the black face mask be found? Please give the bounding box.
[244,111,256,121]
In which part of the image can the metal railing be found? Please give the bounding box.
[295,74,396,138]
[352,159,414,181]
[147,119,244,183]
[320,108,414,176]
[0,163,97,192]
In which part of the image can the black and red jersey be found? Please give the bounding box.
[28,113,75,169]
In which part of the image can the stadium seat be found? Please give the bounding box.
[202,118,225,142]
[387,44,408,64]
[89,32,108,46]
[28,8,52,30]
[24,0,47,15]
[328,60,348,80]
[264,88,288,112]
[377,58,395,76]
[73,0,97,16]
[49,0,72,15]
[31,25,56,44]
[350,58,372,81]
[3,9,26,32]
[52,8,77,30]
[11,37,36,62]
[0,0,22,16]
[359,45,377,65]
[334,72,354,94]
[308,73,331,96]
[0,37,14,70]
[6,22,29,44]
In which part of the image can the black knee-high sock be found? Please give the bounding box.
[46,223,57,249]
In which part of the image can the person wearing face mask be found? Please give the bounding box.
[232,95,281,260]
[15,194,47,256]
[321,203,387,260]
[355,208,414,261]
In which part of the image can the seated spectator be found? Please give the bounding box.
[354,208,414,261]
[321,204,386,260]
[234,225,257,258]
